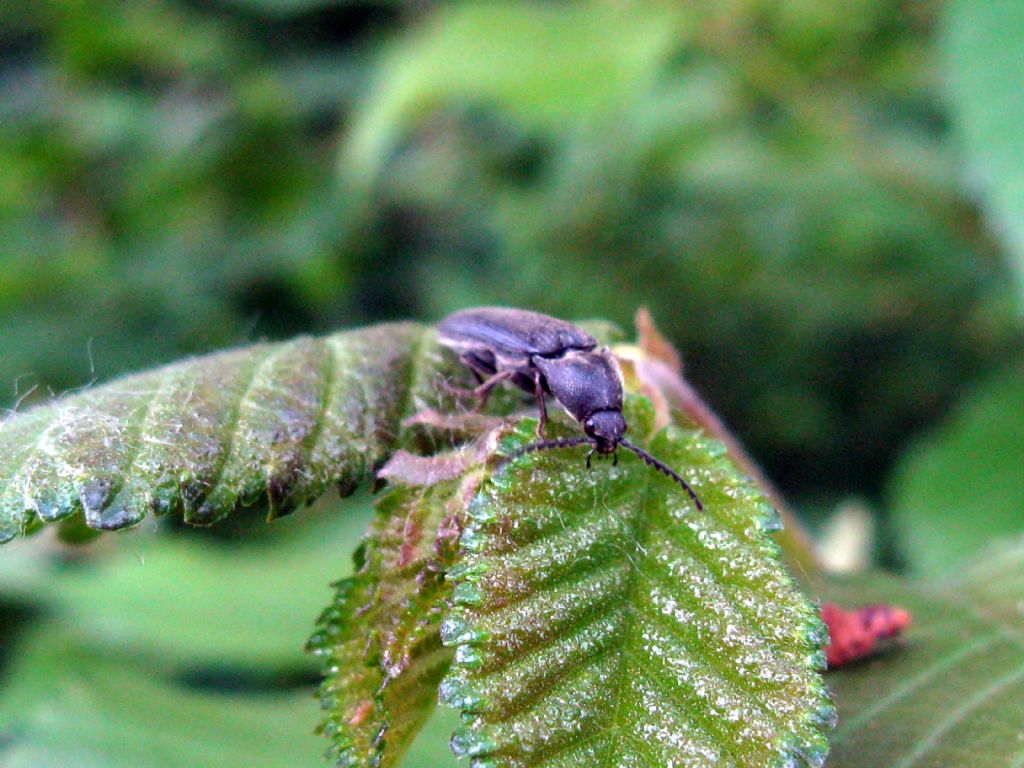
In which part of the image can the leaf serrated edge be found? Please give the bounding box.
[441,415,836,768]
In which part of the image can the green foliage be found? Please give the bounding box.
[441,414,833,767]
[0,624,324,768]
[308,472,465,766]
[0,315,838,766]
[345,3,684,179]
[340,1,1020,500]
[0,323,452,543]
[0,495,377,767]
[2,0,1024,763]
[822,538,1024,767]
[0,0,359,400]
[218,0,341,16]
[2,0,1020,504]
[403,709,462,768]
[945,0,1024,286]
[889,363,1024,577]
[0,496,375,667]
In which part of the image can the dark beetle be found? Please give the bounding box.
[437,307,703,511]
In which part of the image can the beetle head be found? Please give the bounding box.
[583,409,626,454]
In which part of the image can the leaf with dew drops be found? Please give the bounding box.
[0,323,459,543]
[440,399,835,768]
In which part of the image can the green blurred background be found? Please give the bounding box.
[3,0,1021,508]
[1,1,1023,765]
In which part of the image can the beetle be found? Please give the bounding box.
[437,307,703,511]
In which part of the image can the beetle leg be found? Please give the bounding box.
[436,378,474,400]
[461,354,488,386]
[586,448,595,469]
[612,451,618,467]
[532,372,548,438]
[472,369,514,407]
[440,368,514,406]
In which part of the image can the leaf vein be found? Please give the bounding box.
[294,337,334,489]
[475,611,623,721]
[832,632,1001,744]
[891,660,1024,768]
[193,346,276,510]
[597,455,658,768]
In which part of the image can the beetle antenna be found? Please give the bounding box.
[619,438,703,512]
[508,436,592,459]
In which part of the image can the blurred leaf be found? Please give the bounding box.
[402,707,461,768]
[821,538,1024,767]
[0,495,374,667]
[345,3,685,179]
[890,363,1024,577]
[216,0,346,17]
[440,412,834,767]
[0,323,454,544]
[0,624,323,768]
[309,467,469,766]
[945,0,1024,286]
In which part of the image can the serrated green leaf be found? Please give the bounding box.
[890,363,1024,577]
[944,0,1024,286]
[0,323,456,544]
[821,538,1024,767]
[309,458,478,767]
[440,406,834,768]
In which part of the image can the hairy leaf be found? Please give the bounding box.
[889,363,1024,577]
[944,0,1024,285]
[822,538,1024,767]
[440,406,834,768]
[308,446,488,767]
[0,323,458,543]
